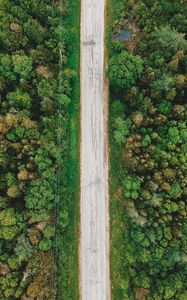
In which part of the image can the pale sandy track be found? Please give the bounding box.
[80,0,110,299]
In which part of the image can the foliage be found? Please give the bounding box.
[109,0,187,299]
[123,175,141,200]
[14,234,34,262]
[12,53,33,82]
[7,89,32,110]
[156,25,187,52]
[109,50,143,89]
[114,117,132,145]
[0,0,79,298]
[0,208,25,240]
[151,73,174,93]
[25,179,55,210]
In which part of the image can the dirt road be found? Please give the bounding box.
[80,0,110,299]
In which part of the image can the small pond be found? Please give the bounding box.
[112,30,132,41]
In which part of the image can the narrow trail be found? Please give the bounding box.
[80,0,110,299]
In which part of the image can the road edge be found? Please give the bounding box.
[104,0,111,298]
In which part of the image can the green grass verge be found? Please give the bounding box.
[57,1,80,299]
[107,0,129,299]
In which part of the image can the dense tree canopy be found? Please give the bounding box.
[109,0,187,299]
[0,0,78,298]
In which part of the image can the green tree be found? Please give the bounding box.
[0,209,25,240]
[12,54,33,81]
[151,73,174,93]
[108,51,143,89]
[14,234,34,262]
[156,25,187,52]
[0,54,15,81]
[7,89,32,110]
[114,117,132,145]
[25,179,55,210]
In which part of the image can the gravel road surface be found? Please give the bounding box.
[80,0,110,299]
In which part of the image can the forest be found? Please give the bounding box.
[109,0,187,299]
[0,0,79,299]
[1,0,187,299]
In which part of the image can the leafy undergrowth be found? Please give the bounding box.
[0,0,79,299]
[109,1,187,299]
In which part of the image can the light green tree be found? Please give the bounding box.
[109,51,143,89]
